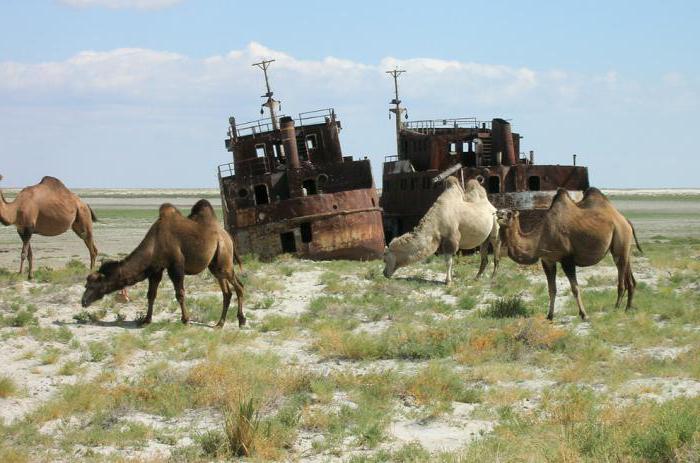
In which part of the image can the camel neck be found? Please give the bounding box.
[111,244,153,289]
[393,229,441,267]
[0,189,16,226]
[505,217,541,265]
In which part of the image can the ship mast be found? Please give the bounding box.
[253,59,280,131]
[386,68,406,158]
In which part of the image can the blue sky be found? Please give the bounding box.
[1,0,698,188]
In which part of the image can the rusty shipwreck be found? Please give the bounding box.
[380,70,590,242]
[217,60,384,260]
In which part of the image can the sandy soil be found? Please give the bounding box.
[0,190,698,461]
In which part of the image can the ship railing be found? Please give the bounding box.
[297,108,336,127]
[403,118,491,133]
[231,108,337,137]
[384,154,399,162]
[234,115,289,137]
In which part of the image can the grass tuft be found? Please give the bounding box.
[223,398,261,457]
[0,375,18,398]
[482,295,530,318]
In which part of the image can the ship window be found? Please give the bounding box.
[422,177,430,189]
[255,144,266,157]
[488,176,500,193]
[305,134,318,150]
[449,142,457,154]
[300,222,313,243]
[254,184,269,205]
[273,143,285,160]
[528,176,541,191]
[371,198,375,207]
[302,178,318,195]
[280,232,296,253]
[462,141,470,152]
[238,188,248,198]
[400,179,407,190]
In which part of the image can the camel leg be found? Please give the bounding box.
[18,229,33,279]
[233,274,245,327]
[143,270,163,325]
[625,265,636,311]
[167,265,189,324]
[490,235,501,278]
[542,260,558,320]
[561,258,588,321]
[214,277,232,328]
[475,241,489,280]
[444,254,454,286]
[72,215,98,270]
[614,255,626,309]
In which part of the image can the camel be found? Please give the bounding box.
[0,175,98,279]
[383,177,500,285]
[81,199,245,328]
[496,188,642,321]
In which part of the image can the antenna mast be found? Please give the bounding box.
[253,59,280,131]
[386,68,406,158]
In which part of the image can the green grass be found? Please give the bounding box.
[482,295,531,318]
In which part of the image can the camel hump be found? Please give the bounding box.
[158,203,181,218]
[550,188,573,207]
[582,187,608,201]
[188,199,216,220]
[463,178,487,201]
[39,176,66,187]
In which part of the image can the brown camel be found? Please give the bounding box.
[81,199,245,328]
[496,188,642,321]
[0,175,98,279]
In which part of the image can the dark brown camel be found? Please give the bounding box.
[81,200,245,328]
[0,175,98,279]
[497,188,642,321]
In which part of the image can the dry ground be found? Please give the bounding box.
[0,190,699,462]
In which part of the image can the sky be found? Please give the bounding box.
[0,0,698,189]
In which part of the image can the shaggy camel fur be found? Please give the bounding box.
[0,175,97,279]
[384,177,500,285]
[497,188,642,321]
[81,200,245,328]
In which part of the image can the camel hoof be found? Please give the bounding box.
[238,316,246,327]
[181,317,190,325]
[214,321,225,329]
[546,314,554,322]
[580,314,588,322]
[138,317,152,326]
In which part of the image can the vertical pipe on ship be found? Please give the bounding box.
[280,116,300,169]
[492,118,516,166]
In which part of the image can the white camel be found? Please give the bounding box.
[383,177,500,285]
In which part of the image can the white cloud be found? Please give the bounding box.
[1,42,692,117]
[58,0,183,10]
[0,43,697,189]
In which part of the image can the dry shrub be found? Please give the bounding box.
[508,315,567,349]
[186,353,310,409]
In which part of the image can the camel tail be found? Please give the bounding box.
[627,218,643,254]
[89,205,98,223]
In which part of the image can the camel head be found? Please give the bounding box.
[496,209,519,228]
[383,245,398,278]
[82,261,121,307]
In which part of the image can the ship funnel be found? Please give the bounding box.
[280,116,300,169]
[492,118,516,166]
